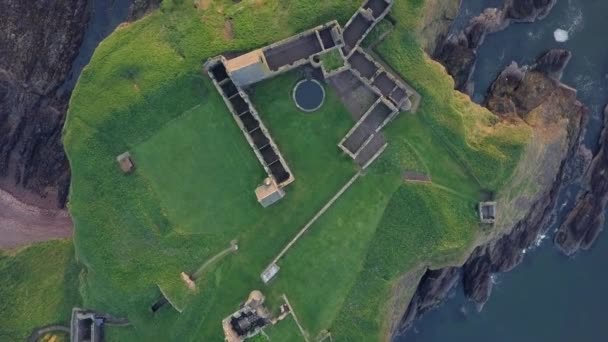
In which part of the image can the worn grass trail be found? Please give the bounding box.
[192,240,237,279]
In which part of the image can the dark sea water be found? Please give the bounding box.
[398,0,608,341]
[57,0,132,97]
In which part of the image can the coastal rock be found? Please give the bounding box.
[398,268,460,333]
[505,0,556,21]
[417,0,461,56]
[433,32,477,92]
[128,0,162,21]
[397,50,587,334]
[533,49,572,81]
[560,143,593,185]
[555,105,608,255]
[0,0,89,208]
[455,50,586,306]
[434,0,557,92]
[486,50,579,125]
[0,0,158,209]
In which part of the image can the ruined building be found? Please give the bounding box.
[222,291,272,342]
[204,0,418,207]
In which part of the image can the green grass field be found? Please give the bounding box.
[0,240,81,341]
[264,315,306,341]
[320,49,345,72]
[362,18,394,48]
[7,0,535,341]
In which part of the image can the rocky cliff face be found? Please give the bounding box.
[555,105,608,255]
[394,0,608,335]
[129,0,162,21]
[0,0,160,209]
[0,0,89,208]
[417,0,461,56]
[434,0,556,93]
[396,49,588,335]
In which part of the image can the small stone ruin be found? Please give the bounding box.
[479,201,497,224]
[116,151,135,174]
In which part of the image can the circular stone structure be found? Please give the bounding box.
[293,79,325,112]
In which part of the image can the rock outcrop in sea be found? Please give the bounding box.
[395,0,608,337]
[434,0,557,94]
[555,105,608,255]
[396,48,588,335]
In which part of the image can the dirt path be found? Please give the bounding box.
[0,188,73,250]
[192,240,238,279]
[27,324,69,342]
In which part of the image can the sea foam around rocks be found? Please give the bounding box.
[554,3,584,43]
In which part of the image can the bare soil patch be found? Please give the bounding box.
[223,18,234,40]
[198,0,212,10]
[403,171,431,182]
[0,188,72,250]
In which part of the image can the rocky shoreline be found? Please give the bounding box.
[396,0,608,338]
[434,0,557,94]
[397,48,589,335]
[555,106,608,255]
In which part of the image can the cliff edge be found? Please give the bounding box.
[0,0,161,210]
[434,0,557,94]
[0,0,89,208]
[396,49,586,335]
[393,0,605,337]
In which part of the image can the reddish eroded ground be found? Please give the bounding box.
[403,171,431,182]
[0,188,72,250]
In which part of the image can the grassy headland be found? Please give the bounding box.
[60,0,531,340]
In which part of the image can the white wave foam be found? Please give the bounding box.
[535,233,547,247]
[574,74,596,93]
[527,29,543,41]
[567,0,584,34]
[554,29,569,42]
[554,1,584,42]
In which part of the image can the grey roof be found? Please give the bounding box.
[230,62,270,87]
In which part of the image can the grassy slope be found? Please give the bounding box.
[265,315,306,341]
[362,19,394,48]
[0,241,81,341]
[62,0,530,341]
[375,1,530,191]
